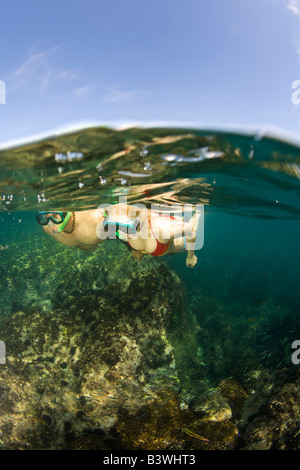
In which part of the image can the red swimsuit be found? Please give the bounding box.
[148,214,174,256]
[126,214,181,256]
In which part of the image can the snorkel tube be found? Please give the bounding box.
[56,212,72,233]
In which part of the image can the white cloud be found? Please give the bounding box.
[13,50,48,78]
[73,85,92,101]
[10,47,80,92]
[286,0,300,17]
[100,86,136,104]
[11,47,58,90]
[57,69,79,81]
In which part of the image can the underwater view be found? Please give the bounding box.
[1,125,300,451]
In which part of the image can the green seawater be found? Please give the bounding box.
[1,125,300,449]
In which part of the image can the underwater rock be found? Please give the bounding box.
[0,236,158,318]
[217,378,248,420]
[0,261,243,450]
[188,378,247,424]
[189,389,233,422]
[4,248,295,450]
[115,389,240,451]
[238,368,300,449]
[0,263,188,449]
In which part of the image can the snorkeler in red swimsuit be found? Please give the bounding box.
[37,205,198,268]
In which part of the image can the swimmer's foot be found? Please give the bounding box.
[132,250,144,262]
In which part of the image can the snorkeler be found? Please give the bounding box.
[36,210,105,252]
[36,204,201,268]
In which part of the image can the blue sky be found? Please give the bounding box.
[0,0,300,145]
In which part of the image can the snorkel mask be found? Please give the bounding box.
[36,211,72,232]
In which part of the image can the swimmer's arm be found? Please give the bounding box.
[153,217,194,242]
[184,231,198,268]
[172,221,194,240]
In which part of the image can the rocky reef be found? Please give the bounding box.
[0,256,244,450]
[0,236,300,450]
[238,368,300,450]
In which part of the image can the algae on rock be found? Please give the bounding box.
[0,264,189,449]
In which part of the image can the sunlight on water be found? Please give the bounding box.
[1,125,300,215]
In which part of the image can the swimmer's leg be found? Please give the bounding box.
[131,250,144,262]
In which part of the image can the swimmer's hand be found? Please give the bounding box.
[186,254,197,268]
